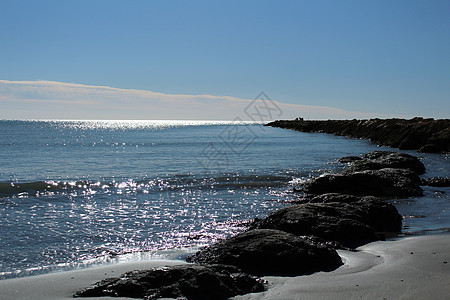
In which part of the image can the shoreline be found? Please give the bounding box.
[0,259,188,300]
[1,234,449,299]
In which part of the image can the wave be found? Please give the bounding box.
[0,173,298,198]
[0,180,98,197]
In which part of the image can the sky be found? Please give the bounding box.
[1,0,449,120]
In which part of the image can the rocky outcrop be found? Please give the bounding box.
[338,156,363,163]
[345,151,426,174]
[302,168,423,197]
[187,229,343,276]
[251,194,402,247]
[424,177,450,187]
[266,118,450,153]
[74,264,265,300]
[278,151,423,247]
[297,193,403,233]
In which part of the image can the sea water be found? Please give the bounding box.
[0,120,448,279]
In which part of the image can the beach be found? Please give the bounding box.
[236,233,450,300]
[0,233,448,299]
[0,259,188,300]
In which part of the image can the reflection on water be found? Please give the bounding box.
[0,120,449,279]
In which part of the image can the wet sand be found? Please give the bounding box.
[235,233,450,300]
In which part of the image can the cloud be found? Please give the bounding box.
[0,80,390,120]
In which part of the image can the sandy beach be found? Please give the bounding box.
[236,233,450,300]
[0,259,189,300]
[0,233,448,299]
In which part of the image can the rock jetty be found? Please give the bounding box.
[266,117,450,153]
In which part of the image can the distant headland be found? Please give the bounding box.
[266,117,450,153]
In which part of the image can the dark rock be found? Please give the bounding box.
[74,264,265,300]
[427,128,450,152]
[338,156,363,163]
[251,196,402,247]
[294,193,361,204]
[294,234,346,250]
[300,193,368,204]
[425,177,450,187]
[187,229,343,276]
[419,144,440,153]
[398,138,419,150]
[346,151,426,174]
[303,168,423,197]
[266,118,450,153]
[350,196,403,233]
[252,204,376,247]
[398,131,427,150]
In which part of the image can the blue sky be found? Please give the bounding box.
[1,0,449,119]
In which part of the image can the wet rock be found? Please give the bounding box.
[337,195,402,233]
[294,193,360,204]
[297,193,369,204]
[426,127,450,152]
[187,229,343,276]
[346,151,425,174]
[338,156,363,163]
[419,144,440,153]
[303,168,423,197]
[398,137,420,150]
[74,264,265,300]
[424,177,450,187]
[252,196,402,247]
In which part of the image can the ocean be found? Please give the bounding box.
[0,120,449,279]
